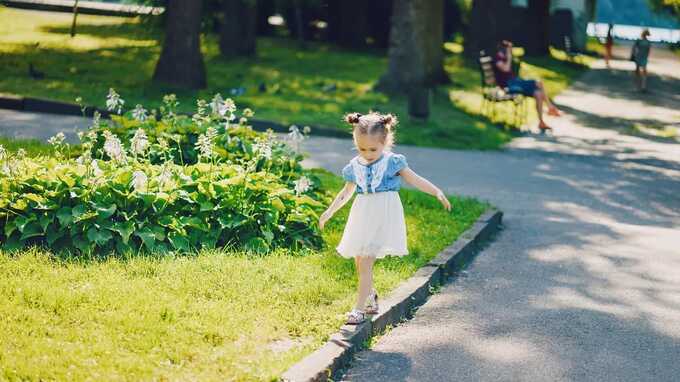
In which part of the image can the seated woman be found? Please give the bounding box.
[494,40,562,131]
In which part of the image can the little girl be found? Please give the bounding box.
[319,112,451,325]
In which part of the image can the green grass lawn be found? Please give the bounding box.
[0,138,489,381]
[0,6,592,150]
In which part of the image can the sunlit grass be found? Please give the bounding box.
[0,136,53,157]
[1,6,589,149]
[0,168,487,381]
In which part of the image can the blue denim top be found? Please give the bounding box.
[341,151,409,194]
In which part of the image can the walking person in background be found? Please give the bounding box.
[604,23,614,68]
[632,29,652,92]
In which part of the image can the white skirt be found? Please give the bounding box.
[336,191,408,259]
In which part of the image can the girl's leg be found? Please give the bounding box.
[634,65,641,90]
[354,256,376,311]
[641,67,648,90]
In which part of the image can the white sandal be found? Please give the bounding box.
[365,289,379,315]
[346,309,366,325]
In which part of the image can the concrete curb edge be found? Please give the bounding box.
[0,94,351,140]
[281,209,504,382]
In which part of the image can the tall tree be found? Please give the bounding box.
[464,0,510,57]
[376,0,448,94]
[219,0,258,57]
[153,0,207,89]
[524,0,550,55]
[327,0,369,48]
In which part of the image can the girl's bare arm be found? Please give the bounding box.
[399,168,451,211]
[319,182,357,229]
[495,51,512,73]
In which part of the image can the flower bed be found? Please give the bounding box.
[0,91,326,255]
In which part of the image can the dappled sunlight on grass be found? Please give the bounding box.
[0,7,157,50]
[0,7,512,150]
[0,7,588,149]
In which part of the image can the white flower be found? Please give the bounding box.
[213,98,238,121]
[303,126,311,134]
[106,88,125,114]
[224,98,236,113]
[157,137,169,151]
[163,94,178,107]
[130,128,149,156]
[210,93,227,117]
[1,163,11,176]
[132,104,148,122]
[243,108,254,118]
[48,132,66,146]
[77,131,85,141]
[102,130,126,163]
[92,111,101,129]
[288,125,305,153]
[278,224,286,232]
[75,97,83,104]
[76,149,92,165]
[196,99,208,116]
[16,149,26,159]
[239,117,248,125]
[131,170,148,192]
[293,176,311,195]
[252,140,272,160]
[179,173,192,183]
[195,133,213,160]
[91,159,104,177]
[205,126,218,141]
[87,129,98,141]
[156,165,173,188]
[0,144,6,160]
[288,125,304,142]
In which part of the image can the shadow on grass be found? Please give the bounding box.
[40,21,159,41]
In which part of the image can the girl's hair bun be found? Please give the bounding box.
[380,114,398,130]
[344,112,362,124]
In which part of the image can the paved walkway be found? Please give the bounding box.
[298,47,680,381]
[0,46,678,382]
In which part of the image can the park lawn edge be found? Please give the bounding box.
[0,164,490,381]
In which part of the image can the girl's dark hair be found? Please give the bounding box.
[344,112,398,151]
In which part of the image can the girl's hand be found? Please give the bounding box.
[319,211,331,231]
[436,191,452,212]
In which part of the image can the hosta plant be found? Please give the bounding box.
[0,91,327,256]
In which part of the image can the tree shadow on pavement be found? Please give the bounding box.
[555,104,679,144]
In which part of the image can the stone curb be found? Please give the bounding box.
[0,94,351,140]
[280,209,504,382]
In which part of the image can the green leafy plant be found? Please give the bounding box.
[0,91,327,256]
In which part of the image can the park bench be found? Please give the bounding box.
[478,52,527,128]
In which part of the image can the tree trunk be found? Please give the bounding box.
[327,0,369,48]
[220,0,257,57]
[464,0,506,57]
[256,0,276,36]
[153,0,206,89]
[375,0,448,94]
[524,0,550,55]
[367,0,393,49]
